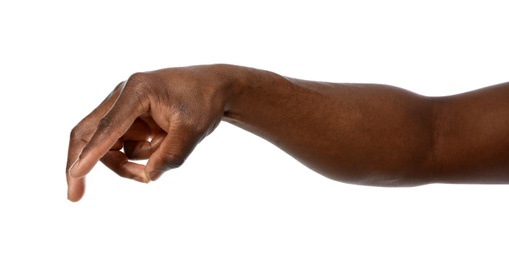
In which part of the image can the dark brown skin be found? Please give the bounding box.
[66,64,509,202]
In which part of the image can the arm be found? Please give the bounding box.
[431,82,509,184]
[227,70,509,185]
[66,64,509,202]
[224,69,436,186]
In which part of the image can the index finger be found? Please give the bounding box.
[68,75,151,180]
[67,82,125,202]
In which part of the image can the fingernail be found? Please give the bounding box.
[68,158,80,178]
[133,175,150,183]
[147,170,162,181]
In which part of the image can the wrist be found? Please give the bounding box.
[206,64,245,114]
[218,64,285,121]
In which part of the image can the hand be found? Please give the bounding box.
[66,65,234,202]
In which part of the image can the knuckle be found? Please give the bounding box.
[70,125,83,140]
[70,120,93,142]
[161,151,186,169]
[124,72,154,106]
[96,117,119,139]
[97,116,114,130]
[96,116,123,139]
[126,72,152,92]
[69,126,85,143]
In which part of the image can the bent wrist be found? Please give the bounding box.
[216,64,285,120]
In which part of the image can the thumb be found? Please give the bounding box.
[145,124,203,181]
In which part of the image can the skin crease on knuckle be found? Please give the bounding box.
[69,126,87,147]
[96,115,125,142]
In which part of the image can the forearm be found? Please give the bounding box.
[222,65,437,186]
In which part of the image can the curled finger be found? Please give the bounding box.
[100,150,149,183]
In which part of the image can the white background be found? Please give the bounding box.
[1,0,508,259]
